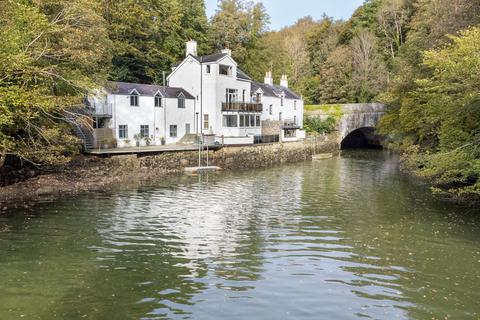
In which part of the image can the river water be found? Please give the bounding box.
[1,151,479,320]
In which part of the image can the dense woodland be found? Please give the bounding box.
[1,0,479,202]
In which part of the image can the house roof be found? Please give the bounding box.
[172,53,252,81]
[237,69,252,81]
[192,52,229,63]
[106,81,195,99]
[251,82,301,100]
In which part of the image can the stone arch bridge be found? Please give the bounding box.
[306,103,386,149]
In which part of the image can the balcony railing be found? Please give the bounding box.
[92,103,112,118]
[282,120,301,129]
[222,102,263,113]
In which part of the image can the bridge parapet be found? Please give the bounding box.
[305,103,386,143]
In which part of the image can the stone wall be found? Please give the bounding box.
[261,120,282,136]
[107,135,339,174]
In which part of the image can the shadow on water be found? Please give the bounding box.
[0,150,480,319]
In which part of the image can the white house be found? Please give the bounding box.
[86,40,304,148]
[89,82,196,147]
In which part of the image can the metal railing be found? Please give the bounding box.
[282,119,301,129]
[222,102,263,112]
[92,103,112,118]
[254,134,280,145]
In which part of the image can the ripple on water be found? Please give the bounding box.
[1,153,480,320]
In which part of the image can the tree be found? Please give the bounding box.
[104,0,183,84]
[209,0,270,75]
[177,0,211,55]
[384,27,480,201]
[0,0,111,168]
[351,30,388,102]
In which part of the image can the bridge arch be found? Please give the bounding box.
[340,127,383,149]
[305,103,386,149]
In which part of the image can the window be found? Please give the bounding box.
[279,112,282,121]
[269,105,273,115]
[242,90,246,102]
[169,125,177,137]
[256,93,262,103]
[140,125,149,138]
[130,92,139,107]
[178,95,185,108]
[294,100,297,110]
[206,65,211,74]
[119,125,128,139]
[281,95,284,107]
[219,64,232,76]
[250,114,255,127]
[294,116,297,125]
[226,88,238,104]
[240,114,245,127]
[203,114,209,130]
[155,94,162,107]
[245,115,250,127]
[223,115,238,127]
[256,115,261,127]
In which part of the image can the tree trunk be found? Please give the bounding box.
[0,153,5,170]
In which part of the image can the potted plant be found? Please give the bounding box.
[133,134,142,147]
[145,136,152,146]
[160,136,166,145]
[124,139,131,147]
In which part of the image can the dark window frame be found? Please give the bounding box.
[169,125,177,137]
[119,125,128,139]
[140,125,149,138]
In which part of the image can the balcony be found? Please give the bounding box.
[92,103,112,118]
[222,102,263,113]
[282,119,301,130]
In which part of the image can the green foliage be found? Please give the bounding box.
[304,116,337,134]
[0,0,111,167]
[381,27,480,202]
[209,0,269,78]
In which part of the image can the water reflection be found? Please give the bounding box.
[0,151,479,319]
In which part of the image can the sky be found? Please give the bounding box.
[205,0,365,31]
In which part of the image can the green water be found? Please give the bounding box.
[1,151,479,320]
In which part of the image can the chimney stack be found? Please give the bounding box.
[280,74,288,88]
[221,48,232,56]
[264,71,273,86]
[186,40,197,57]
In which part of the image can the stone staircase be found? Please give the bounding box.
[176,134,198,145]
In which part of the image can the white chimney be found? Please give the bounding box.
[221,48,232,56]
[186,40,197,57]
[280,74,288,88]
[264,71,273,86]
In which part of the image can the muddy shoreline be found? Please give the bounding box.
[0,138,339,211]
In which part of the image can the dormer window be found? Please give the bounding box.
[219,64,232,76]
[178,93,185,108]
[154,93,162,107]
[206,65,211,74]
[281,94,284,107]
[130,91,139,107]
[256,92,262,103]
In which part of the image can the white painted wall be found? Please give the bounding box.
[104,93,195,147]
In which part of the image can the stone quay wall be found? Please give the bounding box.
[107,134,339,174]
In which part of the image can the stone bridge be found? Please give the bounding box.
[306,103,386,148]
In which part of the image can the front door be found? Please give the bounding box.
[185,123,191,135]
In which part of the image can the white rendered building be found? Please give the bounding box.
[87,40,304,148]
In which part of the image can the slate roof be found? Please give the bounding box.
[251,82,301,100]
[106,81,195,99]
[172,53,252,81]
[236,69,252,81]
